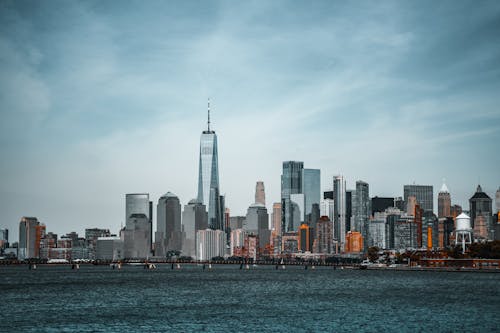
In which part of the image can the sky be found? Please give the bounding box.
[1,0,499,242]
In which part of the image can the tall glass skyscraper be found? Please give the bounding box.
[197,101,223,230]
[301,168,320,223]
[281,161,304,233]
[333,175,346,247]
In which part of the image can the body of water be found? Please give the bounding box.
[0,264,498,332]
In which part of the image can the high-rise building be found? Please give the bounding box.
[125,193,150,226]
[323,191,334,200]
[229,216,245,230]
[156,192,182,256]
[438,182,451,218]
[469,185,492,233]
[245,203,270,250]
[353,181,370,238]
[370,213,387,249]
[255,181,266,206]
[85,228,110,260]
[230,228,247,256]
[18,217,40,260]
[314,216,334,254]
[196,229,226,261]
[182,200,208,259]
[371,197,394,215]
[197,101,223,231]
[271,203,281,233]
[346,190,353,232]
[404,184,433,213]
[96,237,123,261]
[345,231,363,253]
[298,224,314,253]
[333,175,346,247]
[301,168,320,223]
[121,213,151,259]
[320,199,335,223]
[407,196,417,216]
[281,161,304,233]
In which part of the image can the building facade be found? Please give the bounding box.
[255,181,266,206]
[182,200,208,259]
[438,182,451,218]
[156,192,183,256]
[281,161,304,233]
[333,175,346,247]
[196,229,226,261]
[404,184,433,213]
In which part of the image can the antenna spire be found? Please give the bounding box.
[207,98,211,131]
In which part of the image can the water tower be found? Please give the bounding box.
[455,213,472,254]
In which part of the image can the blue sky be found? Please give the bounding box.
[1,0,499,240]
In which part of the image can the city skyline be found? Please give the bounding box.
[1,1,500,240]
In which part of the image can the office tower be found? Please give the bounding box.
[224,208,230,234]
[320,199,335,223]
[394,216,417,250]
[121,214,151,259]
[281,161,304,233]
[230,229,247,256]
[124,193,152,258]
[197,101,223,231]
[346,190,352,232]
[370,213,387,249]
[415,204,424,247]
[345,231,363,253]
[182,200,208,258]
[156,192,182,256]
[495,187,500,214]
[323,191,334,200]
[469,185,492,233]
[18,217,41,260]
[85,228,110,260]
[353,181,370,235]
[404,185,433,213]
[290,193,305,226]
[407,196,417,216]
[230,216,245,230]
[298,224,314,253]
[315,216,334,254]
[255,181,266,206]
[272,203,282,233]
[371,197,394,215]
[333,175,346,247]
[125,193,150,227]
[301,168,320,223]
[422,211,438,249]
[196,229,226,261]
[310,203,320,230]
[438,182,451,218]
[245,203,270,249]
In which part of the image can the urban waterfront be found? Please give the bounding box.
[0,265,499,332]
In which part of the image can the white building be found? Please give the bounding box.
[196,229,226,261]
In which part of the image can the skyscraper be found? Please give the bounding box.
[403,185,433,213]
[281,161,304,233]
[353,181,370,250]
[333,175,346,247]
[255,181,266,206]
[18,217,40,260]
[197,100,223,230]
[272,203,282,234]
[182,199,208,258]
[438,182,451,218]
[156,192,182,256]
[469,185,492,233]
[125,193,150,227]
[196,229,226,261]
[301,168,320,223]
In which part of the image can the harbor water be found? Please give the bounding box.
[0,264,499,332]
